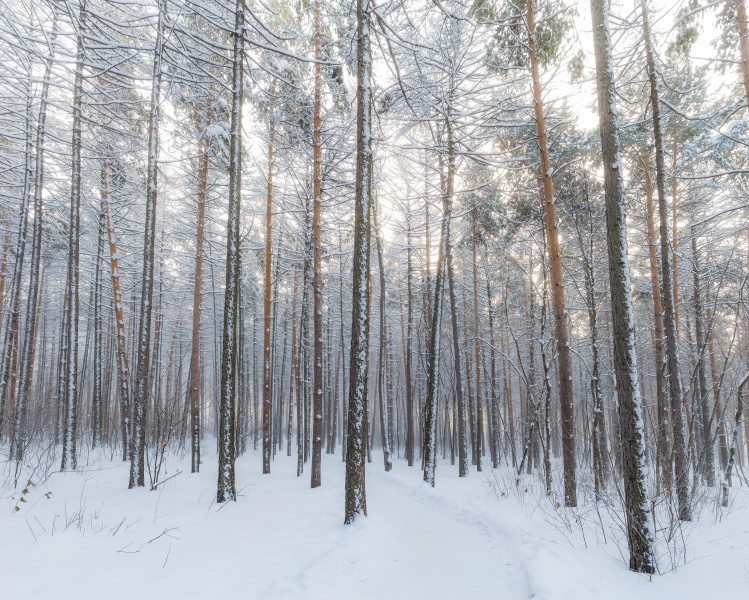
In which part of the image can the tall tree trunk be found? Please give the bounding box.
[422,150,451,485]
[526,0,576,506]
[641,155,672,491]
[262,105,275,475]
[288,271,298,457]
[216,0,245,503]
[721,372,749,507]
[130,0,165,488]
[311,0,325,488]
[705,287,729,470]
[671,143,680,335]
[483,257,501,468]
[344,0,372,523]
[642,0,691,521]
[691,230,715,485]
[62,0,88,472]
[578,192,608,499]
[90,200,105,450]
[471,208,484,472]
[373,202,392,471]
[442,122,468,479]
[189,109,210,473]
[102,160,130,461]
[297,202,311,476]
[591,0,656,572]
[405,205,415,466]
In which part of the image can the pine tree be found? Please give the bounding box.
[590,0,655,573]
[216,0,245,503]
[344,0,372,523]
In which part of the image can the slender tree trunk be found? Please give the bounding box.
[189,109,210,473]
[705,287,729,470]
[462,286,475,467]
[216,0,245,503]
[288,271,298,457]
[591,0,656,572]
[578,194,608,499]
[62,1,88,472]
[642,0,691,521]
[102,160,130,462]
[129,0,165,488]
[423,153,451,485]
[526,0,576,506]
[483,258,501,468]
[373,202,392,471]
[90,200,105,450]
[311,0,325,488]
[262,105,275,475]
[721,372,749,507]
[405,207,415,466]
[0,233,8,323]
[297,206,311,476]
[441,122,468,479]
[671,143,680,336]
[691,230,715,485]
[642,156,672,491]
[471,208,484,472]
[344,0,372,522]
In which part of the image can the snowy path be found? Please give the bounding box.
[2,452,531,600]
[3,450,749,599]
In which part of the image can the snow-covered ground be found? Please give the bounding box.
[2,449,748,599]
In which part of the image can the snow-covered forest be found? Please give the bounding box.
[1,0,749,597]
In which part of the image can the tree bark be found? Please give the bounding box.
[130,0,165,488]
[526,0,576,506]
[471,208,484,472]
[262,104,275,476]
[373,202,392,471]
[311,0,324,488]
[705,287,729,470]
[344,0,372,523]
[591,0,656,572]
[62,0,88,472]
[442,122,468,478]
[216,0,245,503]
[189,108,210,473]
[721,371,749,507]
[642,0,691,521]
[102,160,130,462]
[642,155,671,491]
[691,230,715,485]
[405,205,415,466]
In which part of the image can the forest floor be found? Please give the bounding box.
[1,447,748,599]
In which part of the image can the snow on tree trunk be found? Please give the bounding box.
[311,0,324,488]
[217,0,245,503]
[344,0,372,523]
[130,0,165,488]
[62,0,88,473]
[641,0,691,522]
[590,0,656,573]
